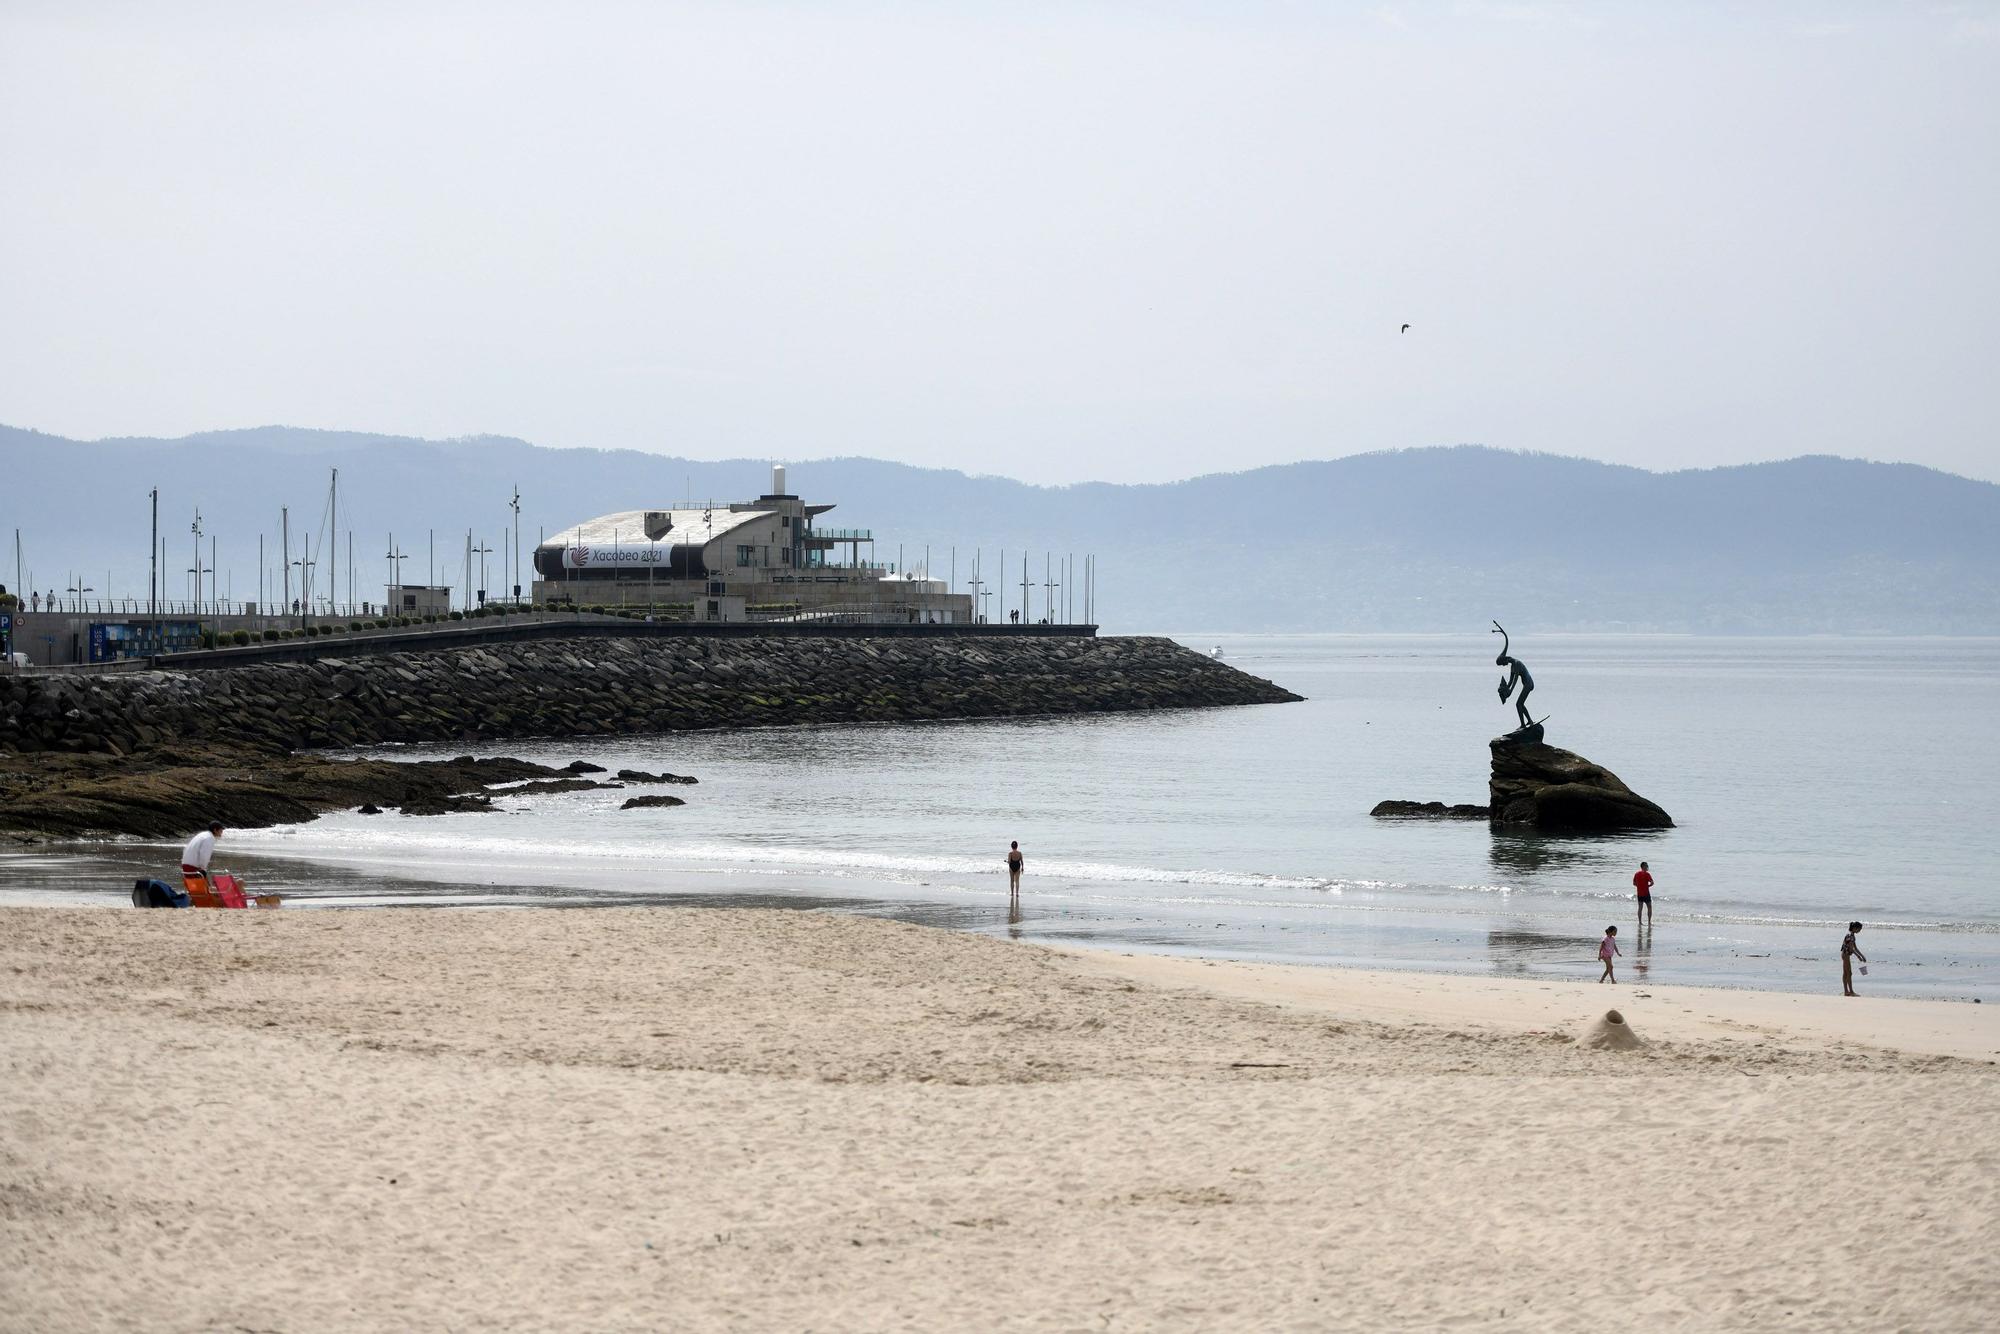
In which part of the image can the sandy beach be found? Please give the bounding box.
[4,906,1996,1332]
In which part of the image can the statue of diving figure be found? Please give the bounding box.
[1491,620,1534,731]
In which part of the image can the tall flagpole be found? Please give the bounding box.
[149,492,158,652]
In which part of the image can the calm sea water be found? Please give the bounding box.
[9,635,1998,1001]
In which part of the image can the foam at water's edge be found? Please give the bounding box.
[229,822,1347,893]
[215,821,1998,935]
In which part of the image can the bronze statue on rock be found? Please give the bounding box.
[1484,620,1670,830]
[1491,620,1541,741]
[1366,622,1673,831]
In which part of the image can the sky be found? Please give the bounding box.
[2,1,1997,485]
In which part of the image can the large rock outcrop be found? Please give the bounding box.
[1488,738,1672,832]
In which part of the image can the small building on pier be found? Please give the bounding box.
[531,466,974,624]
[385,584,453,617]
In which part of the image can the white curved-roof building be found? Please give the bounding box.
[528,466,973,623]
[533,505,783,581]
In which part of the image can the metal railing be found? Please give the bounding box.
[751,602,958,625]
[3,596,536,619]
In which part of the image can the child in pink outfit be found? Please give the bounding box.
[1598,925,1621,983]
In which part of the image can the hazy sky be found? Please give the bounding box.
[3,1,1996,484]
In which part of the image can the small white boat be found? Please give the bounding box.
[1211,645,1225,659]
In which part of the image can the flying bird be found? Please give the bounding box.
[1400,323,1411,333]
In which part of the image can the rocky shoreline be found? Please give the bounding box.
[0,746,521,842]
[0,745,716,842]
[0,633,1299,840]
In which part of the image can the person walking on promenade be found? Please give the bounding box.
[1633,861,1654,924]
[1842,922,1868,997]
[1006,841,1024,898]
[1598,925,1621,983]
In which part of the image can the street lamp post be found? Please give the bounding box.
[291,555,314,627]
[190,510,204,618]
[386,536,407,610]
[471,540,493,608]
[510,487,522,606]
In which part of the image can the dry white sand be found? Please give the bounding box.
[4,906,1996,1332]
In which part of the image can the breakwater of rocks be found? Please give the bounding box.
[0,634,1300,756]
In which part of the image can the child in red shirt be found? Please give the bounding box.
[1633,862,1654,924]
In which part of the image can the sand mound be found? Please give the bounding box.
[1578,1008,1645,1051]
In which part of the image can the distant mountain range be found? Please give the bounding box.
[4,423,1997,633]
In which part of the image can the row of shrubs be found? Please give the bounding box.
[609,604,696,620]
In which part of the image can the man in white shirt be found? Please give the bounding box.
[180,821,224,878]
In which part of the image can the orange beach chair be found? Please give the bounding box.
[180,871,277,909]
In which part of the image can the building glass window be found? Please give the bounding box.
[736,545,754,567]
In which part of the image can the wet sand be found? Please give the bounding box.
[4,906,1996,1331]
